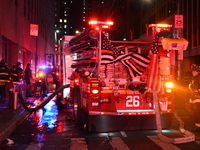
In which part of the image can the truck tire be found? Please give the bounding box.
[73,86,83,125]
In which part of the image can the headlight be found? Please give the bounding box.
[165,82,173,93]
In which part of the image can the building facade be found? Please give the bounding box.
[0,0,55,73]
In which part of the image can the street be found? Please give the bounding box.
[1,84,200,150]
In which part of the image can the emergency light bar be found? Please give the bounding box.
[89,20,114,29]
[148,24,172,33]
[89,21,113,25]
[148,24,172,28]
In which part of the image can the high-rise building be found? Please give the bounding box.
[55,0,83,45]
[55,0,134,43]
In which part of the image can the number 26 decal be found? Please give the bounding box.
[126,96,140,107]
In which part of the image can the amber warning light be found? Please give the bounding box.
[89,21,114,29]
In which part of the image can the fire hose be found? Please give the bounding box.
[153,90,195,144]
[18,84,70,112]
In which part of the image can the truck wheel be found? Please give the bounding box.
[73,86,83,125]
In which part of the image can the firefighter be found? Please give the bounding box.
[188,64,200,131]
[0,60,10,103]
[9,64,18,108]
[24,63,33,97]
[10,64,18,85]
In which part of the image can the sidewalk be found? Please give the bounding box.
[0,97,36,145]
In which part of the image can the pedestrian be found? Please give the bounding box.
[0,60,10,102]
[188,64,200,131]
[24,63,33,97]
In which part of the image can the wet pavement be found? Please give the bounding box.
[0,97,79,149]
[0,97,38,146]
[1,101,200,150]
[1,83,200,149]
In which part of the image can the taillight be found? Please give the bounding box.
[91,82,99,88]
[92,89,99,94]
[74,79,79,85]
[166,89,172,93]
[165,82,173,88]
[165,81,173,93]
[90,81,100,107]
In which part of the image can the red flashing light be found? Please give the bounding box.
[148,24,172,28]
[89,20,113,25]
[148,24,172,33]
[102,25,109,29]
[89,20,98,25]
[89,20,113,29]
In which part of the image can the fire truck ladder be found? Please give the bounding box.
[153,90,195,144]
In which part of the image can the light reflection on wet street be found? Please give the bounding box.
[33,100,58,131]
[2,88,200,149]
[0,98,81,150]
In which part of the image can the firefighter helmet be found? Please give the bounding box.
[17,62,22,66]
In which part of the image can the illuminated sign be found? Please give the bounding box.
[174,15,183,28]
[30,24,38,36]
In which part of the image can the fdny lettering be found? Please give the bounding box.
[126,96,140,107]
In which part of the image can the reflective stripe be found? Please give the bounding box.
[0,80,10,82]
[0,73,9,75]
[117,109,155,112]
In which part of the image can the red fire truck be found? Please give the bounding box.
[60,21,188,132]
